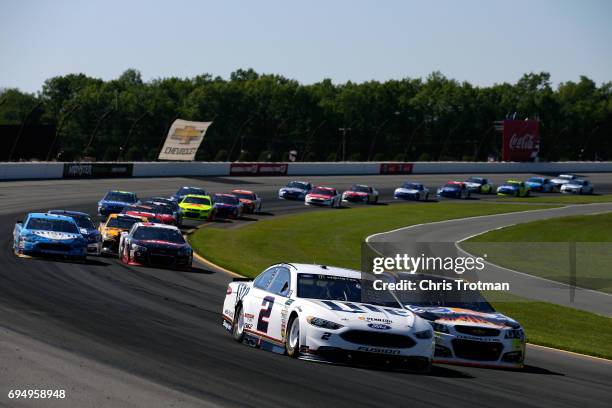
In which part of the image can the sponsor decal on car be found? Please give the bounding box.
[367,323,392,330]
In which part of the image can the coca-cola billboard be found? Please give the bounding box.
[502,120,540,161]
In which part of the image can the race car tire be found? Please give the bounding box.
[232,304,246,342]
[285,315,300,358]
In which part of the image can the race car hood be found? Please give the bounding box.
[134,239,187,249]
[101,227,123,238]
[180,203,213,210]
[395,188,420,194]
[551,178,571,184]
[280,187,307,194]
[31,230,81,241]
[464,182,481,188]
[406,306,520,329]
[563,183,582,188]
[525,181,542,186]
[498,184,518,191]
[440,186,461,192]
[238,198,255,205]
[306,193,333,200]
[344,191,368,196]
[99,200,131,206]
[302,299,416,329]
[214,203,238,209]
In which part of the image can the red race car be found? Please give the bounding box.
[231,190,263,214]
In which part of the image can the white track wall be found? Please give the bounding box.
[1,161,612,180]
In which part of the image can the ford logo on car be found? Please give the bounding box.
[367,323,391,330]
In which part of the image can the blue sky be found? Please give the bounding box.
[1,0,611,92]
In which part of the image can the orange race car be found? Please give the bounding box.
[231,189,263,214]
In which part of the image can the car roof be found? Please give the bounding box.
[272,263,361,279]
[134,222,180,230]
[48,210,90,217]
[107,190,135,194]
[179,186,206,190]
[28,212,76,222]
[446,181,463,185]
[232,189,254,194]
[215,193,237,197]
[506,179,522,183]
[313,186,335,190]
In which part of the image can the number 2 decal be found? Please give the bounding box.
[257,296,275,333]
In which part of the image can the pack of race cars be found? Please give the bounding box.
[13,172,590,372]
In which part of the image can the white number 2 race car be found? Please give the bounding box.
[222,263,435,371]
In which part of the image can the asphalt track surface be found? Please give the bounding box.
[1,173,612,408]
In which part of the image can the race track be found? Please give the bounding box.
[1,173,611,408]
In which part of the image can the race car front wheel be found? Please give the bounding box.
[285,315,300,358]
[232,304,245,342]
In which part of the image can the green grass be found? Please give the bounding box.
[190,203,555,277]
[497,194,612,204]
[492,295,612,359]
[464,213,612,293]
[189,202,612,359]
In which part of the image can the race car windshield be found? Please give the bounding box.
[312,188,333,195]
[107,217,139,229]
[182,196,211,205]
[559,175,574,180]
[178,187,207,196]
[527,177,543,183]
[70,214,95,230]
[104,192,136,203]
[133,227,185,243]
[351,185,370,193]
[444,183,459,188]
[297,274,402,308]
[26,218,79,234]
[507,181,521,186]
[125,206,152,213]
[298,274,362,302]
[401,183,422,190]
[392,274,495,313]
[142,203,173,214]
[287,181,308,189]
[234,192,255,200]
[214,195,239,205]
[468,177,483,183]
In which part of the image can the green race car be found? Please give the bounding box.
[179,194,215,221]
[496,180,530,197]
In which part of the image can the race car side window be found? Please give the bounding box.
[268,267,291,297]
[253,267,278,290]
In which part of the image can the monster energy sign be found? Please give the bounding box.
[158,119,212,161]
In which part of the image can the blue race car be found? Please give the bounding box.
[436,181,471,199]
[48,210,102,255]
[172,186,208,202]
[98,190,138,217]
[525,177,553,192]
[278,180,313,200]
[212,193,243,219]
[13,213,87,261]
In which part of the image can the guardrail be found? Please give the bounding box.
[1,161,612,180]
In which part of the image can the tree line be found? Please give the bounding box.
[1,68,611,162]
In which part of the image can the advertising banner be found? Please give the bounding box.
[158,119,212,161]
[502,120,540,161]
[63,163,133,178]
[380,162,413,174]
[230,162,288,176]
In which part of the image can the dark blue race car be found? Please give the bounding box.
[13,213,87,261]
[98,190,138,217]
[172,186,208,203]
[212,194,243,219]
[48,210,102,255]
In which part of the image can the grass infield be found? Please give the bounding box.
[189,202,611,359]
[464,212,612,294]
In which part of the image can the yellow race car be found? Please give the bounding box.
[98,213,147,255]
[179,194,215,221]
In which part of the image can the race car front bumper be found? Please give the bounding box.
[18,240,86,259]
[87,242,102,255]
[432,332,525,368]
